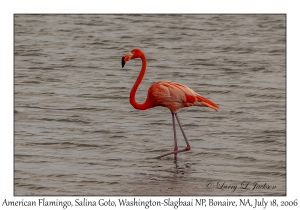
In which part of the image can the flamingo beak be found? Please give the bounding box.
[122,51,134,68]
[122,56,126,68]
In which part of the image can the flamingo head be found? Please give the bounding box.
[122,48,143,68]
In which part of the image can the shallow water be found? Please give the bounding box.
[14,14,285,195]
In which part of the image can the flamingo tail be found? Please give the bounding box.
[196,94,219,111]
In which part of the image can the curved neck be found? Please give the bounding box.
[130,54,152,110]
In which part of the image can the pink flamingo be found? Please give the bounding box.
[122,48,219,159]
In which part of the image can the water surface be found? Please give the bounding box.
[14,14,286,195]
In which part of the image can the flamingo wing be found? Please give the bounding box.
[148,81,219,113]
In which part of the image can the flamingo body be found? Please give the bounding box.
[122,48,218,159]
[147,80,218,113]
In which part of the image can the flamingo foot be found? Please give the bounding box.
[154,146,191,159]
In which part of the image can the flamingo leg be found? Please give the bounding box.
[175,113,191,151]
[155,113,191,159]
[172,113,178,158]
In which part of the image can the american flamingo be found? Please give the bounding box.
[122,48,219,159]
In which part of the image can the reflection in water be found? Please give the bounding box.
[132,159,193,195]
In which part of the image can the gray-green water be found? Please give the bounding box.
[14,14,285,195]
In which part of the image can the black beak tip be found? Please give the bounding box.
[122,56,125,68]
